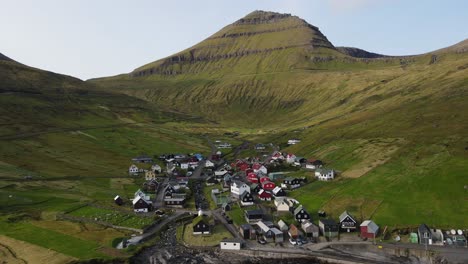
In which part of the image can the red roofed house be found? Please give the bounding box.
[258,189,272,201]
[247,173,259,183]
[360,220,379,239]
[259,177,270,184]
[262,181,276,191]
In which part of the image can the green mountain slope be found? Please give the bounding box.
[90,11,468,227]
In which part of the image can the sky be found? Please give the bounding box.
[1,0,467,80]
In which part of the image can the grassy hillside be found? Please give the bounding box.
[0,57,210,260]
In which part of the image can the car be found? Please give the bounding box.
[257,238,267,244]
[289,238,297,245]
[299,238,308,244]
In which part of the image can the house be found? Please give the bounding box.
[305,159,323,169]
[272,186,287,198]
[215,168,229,176]
[302,220,319,238]
[271,152,284,160]
[261,181,275,191]
[271,228,284,243]
[259,176,270,184]
[231,181,250,198]
[418,224,432,245]
[253,164,267,175]
[268,172,286,181]
[114,195,123,206]
[240,191,254,206]
[292,205,311,223]
[129,164,139,175]
[289,224,302,239]
[239,224,256,240]
[145,170,157,181]
[151,164,162,173]
[210,154,221,161]
[287,139,301,145]
[294,157,307,164]
[134,189,150,200]
[274,198,292,213]
[192,215,212,235]
[220,238,244,250]
[132,155,153,163]
[143,180,158,192]
[258,189,272,201]
[360,220,379,239]
[250,183,262,193]
[205,160,215,168]
[285,153,297,164]
[315,168,335,181]
[164,197,185,208]
[283,177,301,189]
[247,172,259,183]
[257,221,274,243]
[218,142,232,149]
[255,143,266,150]
[222,203,231,212]
[245,209,263,223]
[319,219,339,238]
[277,220,288,232]
[132,196,152,212]
[339,211,358,232]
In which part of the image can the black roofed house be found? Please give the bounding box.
[164,196,186,208]
[283,177,301,189]
[245,209,263,223]
[239,224,256,240]
[192,215,212,235]
[292,205,311,223]
[132,155,153,163]
[418,224,432,245]
[339,211,358,232]
[272,186,287,198]
[114,195,123,206]
[240,191,254,206]
[319,219,339,238]
[132,196,152,213]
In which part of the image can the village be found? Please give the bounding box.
[110,138,467,260]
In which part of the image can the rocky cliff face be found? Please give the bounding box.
[336,47,387,58]
[130,11,336,77]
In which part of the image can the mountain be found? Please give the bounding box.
[0,52,14,62]
[336,47,387,58]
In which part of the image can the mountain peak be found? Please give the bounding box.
[236,10,293,24]
[0,52,14,62]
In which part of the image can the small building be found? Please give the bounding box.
[134,189,150,200]
[255,143,266,150]
[257,221,274,243]
[261,181,276,191]
[271,227,284,243]
[129,164,139,175]
[250,183,262,193]
[245,209,263,223]
[418,224,432,245]
[288,224,302,239]
[114,195,123,206]
[268,172,286,181]
[220,238,244,250]
[258,189,272,201]
[292,205,311,223]
[239,224,256,240]
[283,177,301,189]
[272,186,287,198]
[193,216,212,235]
[253,165,267,175]
[302,220,319,238]
[287,139,301,145]
[222,203,232,212]
[315,168,335,181]
[132,196,152,213]
[164,197,185,208]
[360,220,379,239]
[240,191,254,206]
[319,219,339,238]
[274,198,292,213]
[247,173,259,183]
[205,160,215,168]
[339,211,358,232]
[151,164,162,173]
[285,153,297,164]
[278,220,289,232]
[259,176,270,184]
[145,170,157,181]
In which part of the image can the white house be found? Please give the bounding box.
[180,163,189,170]
[220,238,243,250]
[231,181,250,198]
[145,170,156,181]
[254,165,267,175]
[305,163,316,170]
[315,169,335,181]
[129,164,139,174]
[205,160,215,168]
[215,168,229,176]
[274,199,291,212]
[285,154,296,164]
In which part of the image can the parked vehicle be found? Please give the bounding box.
[257,238,267,244]
[289,238,297,245]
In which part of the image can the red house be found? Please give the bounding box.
[245,168,254,175]
[258,189,272,201]
[259,177,270,184]
[360,220,379,239]
[262,181,276,191]
[247,173,259,183]
[252,163,262,170]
